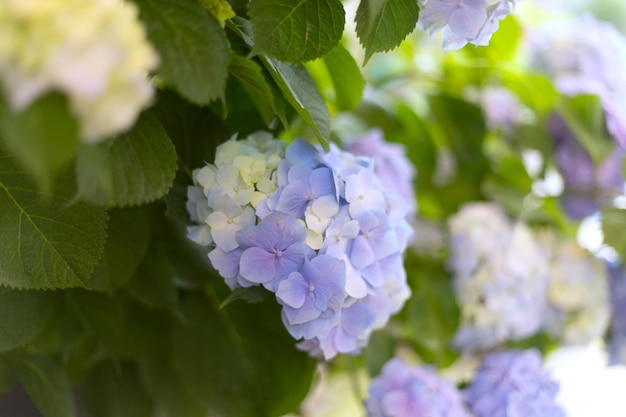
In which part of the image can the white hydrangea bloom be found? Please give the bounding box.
[537,231,610,345]
[448,202,549,352]
[187,133,286,260]
[0,0,158,142]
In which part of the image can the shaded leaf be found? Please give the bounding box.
[128,245,180,312]
[249,0,344,62]
[322,43,365,111]
[13,354,76,417]
[263,58,330,149]
[76,111,177,207]
[87,208,150,292]
[219,286,270,308]
[134,0,230,104]
[82,361,153,417]
[173,289,316,417]
[0,156,108,290]
[0,93,79,193]
[229,55,277,125]
[355,0,419,64]
[0,289,57,352]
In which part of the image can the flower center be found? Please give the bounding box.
[274,249,283,257]
[308,285,315,292]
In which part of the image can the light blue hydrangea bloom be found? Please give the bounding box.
[536,231,610,346]
[365,357,471,417]
[448,203,549,352]
[419,0,518,50]
[186,132,414,359]
[464,349,565,417]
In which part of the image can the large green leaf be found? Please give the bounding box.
[12,354,76,417]
[249,0,344,62]
[128,245,180,313]
[322,43,365,111]
[0,93,79,193]
[0,156,108,290]
[228,55,277,126]
[173,290,316,417]
[87,208,150,292]
[134,0,230,105]
[82,361,153,417]
[76,111,177,207]
[0,289,57,352]
[263,58,330,149]
[355,0,419,64]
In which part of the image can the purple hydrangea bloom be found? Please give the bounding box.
[549,113,624,219]
[365,357,471,417]
[237,212,314,291]
[419,0,518,50]
[186,132,415,359]
[345,129,417,217]
[464,349,565,417]
[276,255,346,325]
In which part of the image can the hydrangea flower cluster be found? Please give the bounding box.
[528,15,626,148]
[464,349,565,417]
[548,113,624,219]
[538,231,610,346]
[0,0,158,142]
[187,132,413,359]
[344,129,417,218]
[447,203,549,352]
[365,358,471,417]
[419,0,519,50]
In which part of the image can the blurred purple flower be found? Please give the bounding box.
[464,349,565,417]
[366,357,471,417]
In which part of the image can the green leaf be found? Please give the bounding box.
[134,0,230,105]
[82,362,153,417]
[404,257,459,367]
[429,94,488,180]
[12,354,76,417]
[141,355,207,417]
[355,0,419,64]
[76,111,177,207]
[0,93,79,193]
[556,94,614,164]
[0,156,108,290]
[262,58,330,149]
[173,290,316,417]
[87,208,150,292]
[249,0,345,62]
[128,245,180,312]
[0,289,57,352]
[229,55,277,126]
[322,43,365,111]
[67,290,125,356]
[602,207,626,260]
[219,286,270,308]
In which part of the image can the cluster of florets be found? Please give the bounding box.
[447,203,549,352]
[464,349,565,417]
[187,132,413,359]
[528,15,626,148]
[0,0,158,142]
[419,0,519,50]
[366,350,564,417]
[538,231,610,346]
[365,358,471,417]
